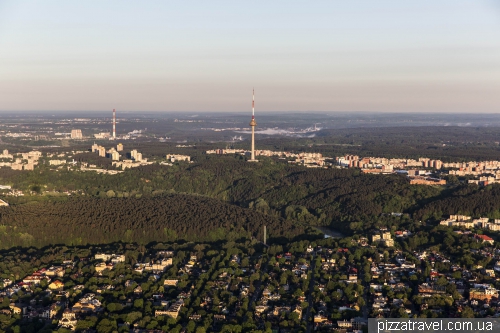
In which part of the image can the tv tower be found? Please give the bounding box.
[248,89,258,162]
[112,109,116,139]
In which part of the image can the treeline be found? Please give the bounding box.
[73,152,113,168]
[0,194,304,249]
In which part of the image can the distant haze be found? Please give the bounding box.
[0,1,499,113]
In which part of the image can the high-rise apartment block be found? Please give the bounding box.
[71,129,83,139]
[97,147,106,157]
[111,151,120,161]
[131,150,142,162]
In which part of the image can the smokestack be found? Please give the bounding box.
[113,109,116,139]
[264,225,266,245]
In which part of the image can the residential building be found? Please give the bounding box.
[70,129,83,139]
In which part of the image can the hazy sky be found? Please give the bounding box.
[1,1,500,112]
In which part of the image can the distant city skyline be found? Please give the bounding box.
[1,1,500,113]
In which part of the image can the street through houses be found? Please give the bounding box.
[247,255,269,314]
[304,253,316,333]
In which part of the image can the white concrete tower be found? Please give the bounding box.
[249,89,258,162]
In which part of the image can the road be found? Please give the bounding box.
[359,262,369,320]
[247,255,269,313]
[304,253,316,333]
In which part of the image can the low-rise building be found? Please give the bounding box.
[470,287,498,301]
[48,280,64,290]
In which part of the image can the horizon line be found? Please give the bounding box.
[1,110,500,114]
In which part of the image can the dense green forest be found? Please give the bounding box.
[413,184,500,221]
[4,146,500,248]
[0,194,305,249]
[0,156,444,226]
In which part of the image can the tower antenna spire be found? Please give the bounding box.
[113,109,116,139]
[252,88,255,118]
[249,89,258,162]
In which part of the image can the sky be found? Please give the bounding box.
[0,1,500,113]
